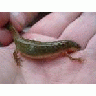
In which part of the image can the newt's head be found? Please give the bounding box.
[61,40,81,53]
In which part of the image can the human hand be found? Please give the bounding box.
[0,12,96,84]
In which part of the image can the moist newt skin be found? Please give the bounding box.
[8,23,82,66]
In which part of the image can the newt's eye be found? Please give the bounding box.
[61,43,65,46]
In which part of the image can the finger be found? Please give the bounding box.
[23,33,57,42]
[0,12,9,27]
[0,48,17,83]
[84,34,96,60]
[59,12,96,49]
[28,12,82,38]
[71,34,96,84]
[10,12,38,32]
[86,34,96,51]
[0,28,12,46]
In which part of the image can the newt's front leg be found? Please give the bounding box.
[66,52,82,62]
[13,50,22,66]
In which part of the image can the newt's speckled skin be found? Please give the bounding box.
[8,24,81,66]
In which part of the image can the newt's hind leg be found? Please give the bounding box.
[13,50,22,66]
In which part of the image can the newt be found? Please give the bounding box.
[8,23,82,66]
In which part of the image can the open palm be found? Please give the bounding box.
[0,12,96,84]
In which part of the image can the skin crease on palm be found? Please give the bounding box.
[0,12,96,84]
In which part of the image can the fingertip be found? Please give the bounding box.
[10,12,38,32]
[0,28,13,46]
[10,12,24,32]
[0,12,10,27]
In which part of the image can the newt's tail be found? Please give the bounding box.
[6,23,20,40]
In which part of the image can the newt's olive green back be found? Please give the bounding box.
[8,23,81,57]
[15,38,81,56]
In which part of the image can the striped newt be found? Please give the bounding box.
[8,23,82,66]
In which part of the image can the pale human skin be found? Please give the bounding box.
[0,12,96,84]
